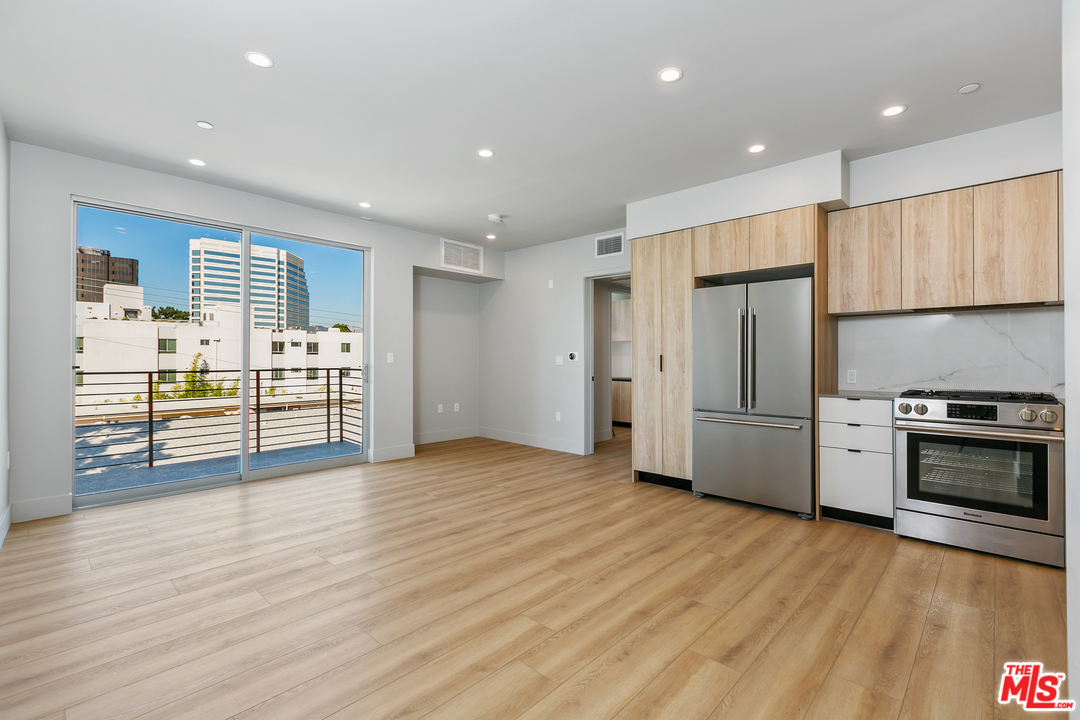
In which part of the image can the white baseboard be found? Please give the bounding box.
[479,427,585,455]
[415,427,480,445]
[12,493,73,523]
[369,444,416,463]
[594,429,614,443]
[0,504,10,549]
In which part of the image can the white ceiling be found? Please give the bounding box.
[0,0,1061,251]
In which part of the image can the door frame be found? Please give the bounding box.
[581,267,631,456]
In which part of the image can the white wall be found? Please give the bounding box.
[478,229,629,455]
[625,151,848,240]
[8,142,502,522]
[0,116,10,545]
[1062,0,1079,690]
[848,112,1063,207]
[413,274,480,445]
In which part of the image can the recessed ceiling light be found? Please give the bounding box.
[188,158,206,166]
[882,105,907,117]
[958,83,980,94]
[245,52,274,68]
[477,149,494,158]
[486,234,496,240]
[658,67,683,83]
[196,121,213,130]
[747,144,766,153]
[358,202,371,208]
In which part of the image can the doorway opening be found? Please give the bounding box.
[586,273,631,456]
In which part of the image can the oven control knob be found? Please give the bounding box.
[1040,409,1059,424]
[898,402,912,415]
[914,403,928,415]
[1019,408,1037,422]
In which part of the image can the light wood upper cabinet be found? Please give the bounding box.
[974,172,1059,305]
[693,218,749,276]
[631,230,693,481]
[750,206,816,270]
[827,201,902,314]
[611,298,631,342]
[661,230,693,480]
[631,235,663,475]
[901,188,974,309]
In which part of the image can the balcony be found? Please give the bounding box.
[75,368,363,497]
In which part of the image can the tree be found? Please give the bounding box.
[152,306,190,321]
[332,323,352,332]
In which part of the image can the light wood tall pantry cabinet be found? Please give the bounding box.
[632,230,693,480]
[827,172,1061,314]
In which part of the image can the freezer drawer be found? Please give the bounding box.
[818,422,893,453]
[692,412,812,514]
[819,446,894,518]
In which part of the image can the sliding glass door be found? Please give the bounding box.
[246,233,364,471]
[73,204,366,506]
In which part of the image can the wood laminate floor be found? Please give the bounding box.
[0,427,1069,719]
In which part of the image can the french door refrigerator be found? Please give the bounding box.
[692,277,813,515]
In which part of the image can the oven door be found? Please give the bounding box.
[895,420,1064,536]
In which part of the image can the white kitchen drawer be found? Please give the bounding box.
[819,421,893,453]
[818,396,893,427]
[819,446,894,518]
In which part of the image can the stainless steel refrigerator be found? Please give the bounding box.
[692,277,813,515]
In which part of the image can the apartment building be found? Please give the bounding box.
[75,245,139,302]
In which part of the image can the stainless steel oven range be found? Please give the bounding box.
[894,390,1064,567]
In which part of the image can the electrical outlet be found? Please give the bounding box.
[387,352,394,364]
[454,403,459,412]
[548,279,554,289]
[438,404,443,413]
[555,411,561,422]
[847,369,857,384]
[555,355,563,365]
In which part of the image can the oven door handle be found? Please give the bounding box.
[894,421,1064,443]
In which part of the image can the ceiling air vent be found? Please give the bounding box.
[441,238,483,274]
[595,233,624,258]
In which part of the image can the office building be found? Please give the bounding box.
[189,237,310,329]
[75,245,138,302]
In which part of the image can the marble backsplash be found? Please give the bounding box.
[837,306,1065,401]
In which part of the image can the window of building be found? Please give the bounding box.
[76,337,84,354]
[340,368,350,377]
[200,339,210,346]
[75,372,83,387]
[157,371,176,383]
[272,369,285,380]
[192,273,200,279]
[307,368,319,380]
[272,341,285,354]
[307,342,319,355]
[158,338,176,354]
[290,341,301,347]
[341,343,350,353]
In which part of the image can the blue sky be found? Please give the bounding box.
[76,206,364,329]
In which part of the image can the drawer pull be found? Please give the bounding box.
[847,423,861,427]
[847,449,862,453]
[846,397,861,401]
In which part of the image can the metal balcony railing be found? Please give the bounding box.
[75,367,363,476]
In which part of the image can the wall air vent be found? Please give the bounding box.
[441,238,483,274]
[595,233,624,258]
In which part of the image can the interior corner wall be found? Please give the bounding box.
[0,116,10,545]
[413,275,480,445]
[8,143,440,522]
[1062,0,1079,690]
[478,229,629,455]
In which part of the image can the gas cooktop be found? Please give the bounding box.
[898,389,1061,405]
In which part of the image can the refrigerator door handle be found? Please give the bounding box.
[747,307,756,409]
[737,308,745,408]
[695,417,803,431]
